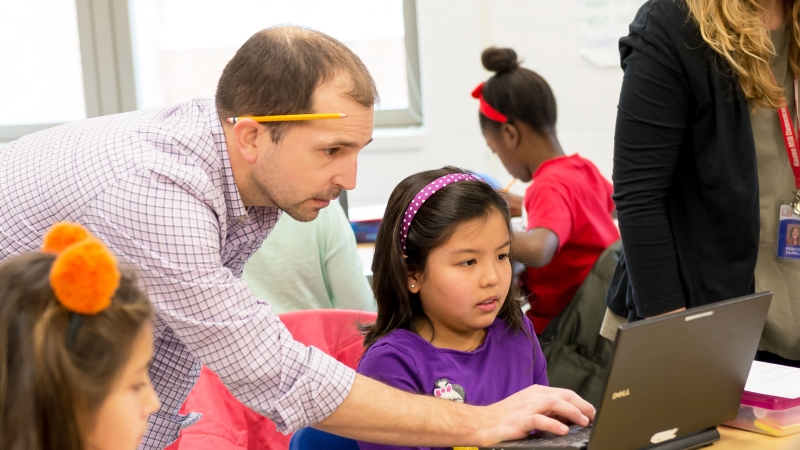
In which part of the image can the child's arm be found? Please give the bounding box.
[514,185,572,268]
[512,228,559,268]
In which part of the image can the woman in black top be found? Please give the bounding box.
[607,0,800,365]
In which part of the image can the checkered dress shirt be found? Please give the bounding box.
[0,99,356,448]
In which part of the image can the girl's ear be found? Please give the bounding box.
[407,271,421,294]
[501,122,521,150]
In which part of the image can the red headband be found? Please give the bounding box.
[471,82,508,123]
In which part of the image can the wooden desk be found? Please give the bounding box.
[717,426,800,449]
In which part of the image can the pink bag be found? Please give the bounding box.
[166,309,376,450]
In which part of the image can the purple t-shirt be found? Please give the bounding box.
[356,317,548,450]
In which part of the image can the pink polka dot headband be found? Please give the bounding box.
[400,173,484,251]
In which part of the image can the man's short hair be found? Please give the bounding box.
[216,26,379,142]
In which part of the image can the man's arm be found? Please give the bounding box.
[84,172,355,434]
[340,319,583,448]
[512,228,560,268]
[316,374,595,447]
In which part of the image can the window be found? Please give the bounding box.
[128,0,420,125]
[0,0,87,141]
[1,0,421,143]
[130,0,410,109]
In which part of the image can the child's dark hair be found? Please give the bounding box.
[479,47,558,136]
[0,252,152,450]
[363,166,525,349]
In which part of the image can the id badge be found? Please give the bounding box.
[777,204,800,260]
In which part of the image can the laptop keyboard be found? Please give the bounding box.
[529,426,591,447]
[489,425,591,449]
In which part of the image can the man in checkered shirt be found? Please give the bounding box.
[0,26,594,448]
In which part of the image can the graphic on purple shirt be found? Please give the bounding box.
[356,316,548,450]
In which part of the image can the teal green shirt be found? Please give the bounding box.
[242,201,375,314]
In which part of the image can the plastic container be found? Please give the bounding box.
[725,391,800,436]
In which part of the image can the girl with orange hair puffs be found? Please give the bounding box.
[0,222,160,450]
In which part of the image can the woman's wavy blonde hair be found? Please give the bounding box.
[685,0,800,109]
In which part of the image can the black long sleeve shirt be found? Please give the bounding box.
[606,0,759,320]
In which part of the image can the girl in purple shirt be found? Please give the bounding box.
[358,167,548,450]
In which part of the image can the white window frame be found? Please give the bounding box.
[0,0,421,142]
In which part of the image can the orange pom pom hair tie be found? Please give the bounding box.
[41,222,121,346]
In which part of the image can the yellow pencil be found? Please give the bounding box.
[502,178,518,192]
[226,113,347,124]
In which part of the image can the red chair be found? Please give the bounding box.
[166,309,376,450]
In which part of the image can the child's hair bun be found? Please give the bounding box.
[481,47,520,74]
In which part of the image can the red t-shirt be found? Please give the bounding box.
[523,154,619,334]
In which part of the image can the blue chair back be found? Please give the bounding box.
[289,427,359,450]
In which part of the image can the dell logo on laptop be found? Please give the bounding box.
[611,389,630,400]
[650,428,679,444]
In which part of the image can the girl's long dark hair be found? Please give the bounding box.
[363,166,525,349]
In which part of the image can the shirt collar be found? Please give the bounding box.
[208,104,250,219]
[532,153,576,179]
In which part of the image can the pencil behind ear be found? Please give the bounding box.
[231,119,262,164]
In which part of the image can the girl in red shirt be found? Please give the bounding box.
[472,47,619,334]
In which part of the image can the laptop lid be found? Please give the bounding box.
[587,292,772,450]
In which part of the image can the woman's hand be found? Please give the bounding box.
[476,385,595,445]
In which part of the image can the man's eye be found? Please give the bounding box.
[325,148,340,156]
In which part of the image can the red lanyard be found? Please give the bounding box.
[776,77,800,191]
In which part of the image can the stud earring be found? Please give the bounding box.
[411,284,415,288]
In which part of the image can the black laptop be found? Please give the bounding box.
[479,292,773,450]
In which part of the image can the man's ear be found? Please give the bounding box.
[501,122,521,150]
[407,271,421,294]
[232,119,265,164]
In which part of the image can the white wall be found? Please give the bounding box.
[349,0,625,207]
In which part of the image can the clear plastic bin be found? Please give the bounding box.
[725,391,800,437]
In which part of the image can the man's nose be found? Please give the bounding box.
[334,153,358,191]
